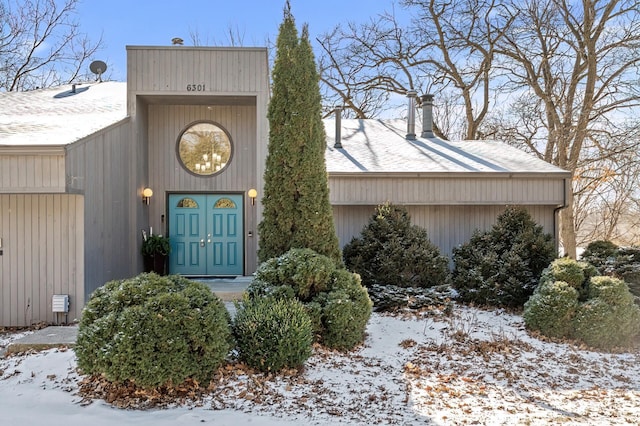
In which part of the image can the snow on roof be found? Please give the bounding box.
[0,81,127,147]
[1,84,567,176]
[324,119,568,175]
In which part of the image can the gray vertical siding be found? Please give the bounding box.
[0,153,66,192]
[0,194,84,327]
[126,47,269,94]
[126,46,270,275]
[66,119,139,299]
[329,175,567,205]
[332,204,557,260]
[146,103,259,274]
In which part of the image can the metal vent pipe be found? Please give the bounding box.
[334,106,343,148]
[406,90,417,140]
[421,94,435,138]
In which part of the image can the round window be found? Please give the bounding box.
[176,121,232,176]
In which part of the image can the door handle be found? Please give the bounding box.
[207,239,212,244]
[200,239,205,247]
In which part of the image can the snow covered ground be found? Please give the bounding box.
[1,306,639,425]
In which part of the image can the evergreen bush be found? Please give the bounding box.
[523,280,579,338]
[246,249,372,351]
[572,290,640,350]
[258,8,341,264]
[314,270,372,350]
[343,203,449,289]
[451,206,556,308]
[76,273,233,388]
[580,241,640,300]
[366,284,455,313]
[233,296,313,372]
[253,248,334,302]
[581,240,619,272]
[612,247,640,300]
[524,259,640,349]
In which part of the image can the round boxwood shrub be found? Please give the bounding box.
[253,248,335,302]
[525,259,640,349]
[452,206,556,308]
[343,203,449,289]
[247,248,372,351]
[581,242,640,301]
[313,269,373,350]
[233,296,313,372]
[572,277,640,350]
[523,280,580,338]
[76,273,233,388]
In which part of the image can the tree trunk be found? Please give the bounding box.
[560,207,578,259]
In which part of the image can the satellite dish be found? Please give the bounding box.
[89,60,107,82]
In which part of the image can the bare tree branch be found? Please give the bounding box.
[0,0,103,91]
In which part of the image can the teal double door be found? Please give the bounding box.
[168,194,243,276]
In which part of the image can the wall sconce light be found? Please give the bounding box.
[248,188,258,206]
[142,187,153,205]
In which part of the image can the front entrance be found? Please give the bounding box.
[168,194,244,276]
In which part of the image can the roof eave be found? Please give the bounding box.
[327,170,572,179]
[0,145,66,155]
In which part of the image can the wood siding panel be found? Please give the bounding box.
[329,176,567,206]
[66,120,139,300]
[332,204,557,260]
[146,104,259,273]
[0,194,84,327]
[0,154,66,192]
[126,47,269,96]
[125,47,270,275]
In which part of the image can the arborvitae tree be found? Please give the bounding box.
[258,4,341,264]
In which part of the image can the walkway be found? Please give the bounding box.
[1,276,251,356]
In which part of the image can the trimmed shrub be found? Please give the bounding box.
[343,203,449,289]
[315,270,373,350]
[76,273,233,388]
[233,296,313,372]
[254,248,335,302]
[247,249,372,351]
[573,294,640,350]
[581,242,640,300]
[587,276,636,307]
[523,281,579,338]
[452,206,556,308]
[525,259,640,349]
[542,257,586,289]
[612,247,640,300]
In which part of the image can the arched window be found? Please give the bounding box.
[214,198,236,209]
[176,197,198,208]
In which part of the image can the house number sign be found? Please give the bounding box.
[186,84,206,91]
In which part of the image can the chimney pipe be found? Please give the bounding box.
[421,94,435,138]
[406,90,417,140]
[334,106,343,148]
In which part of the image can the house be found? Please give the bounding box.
[0,46,570,327]
[324,94,571,257]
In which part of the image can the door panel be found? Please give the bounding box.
[169,194,243,276]
[205,194,243,275]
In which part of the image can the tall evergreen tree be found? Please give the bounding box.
[258,4,341,264]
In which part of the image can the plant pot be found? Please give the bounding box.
[143,255,154,273]
[153,254,168,275]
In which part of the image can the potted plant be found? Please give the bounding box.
[141,234,171,275]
